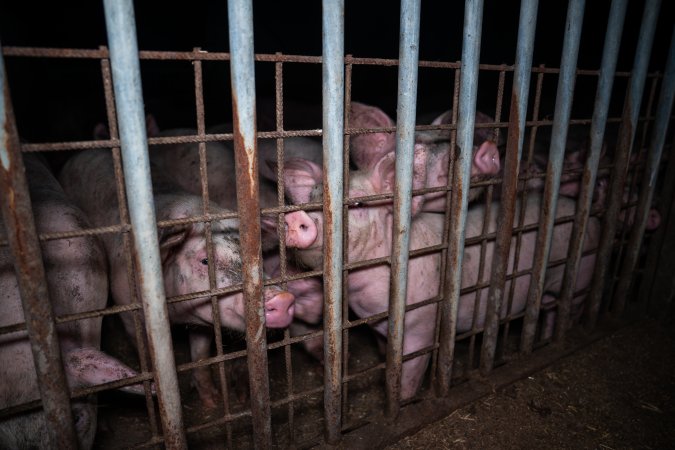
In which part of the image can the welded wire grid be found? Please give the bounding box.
[1,31,672,448]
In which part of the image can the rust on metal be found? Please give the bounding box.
[0,68,78,447]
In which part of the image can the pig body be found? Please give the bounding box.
[281,150,600,399]
[59,149,295,408]
[1,154,144,449]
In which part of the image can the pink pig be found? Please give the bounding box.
[59,148,295,409]
[1,154,146,449]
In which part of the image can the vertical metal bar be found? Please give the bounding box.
[585,0,661,329]
[385,0,421,418]
[521,0,586,353]
[102,2,187,448]
[0,42,79,450]
[322,0,345,443]
[227,1,272,447]
[641,134,675,315]
[480,0,538,374]
[557,0,628,342]
[613,27,675,316]
[436,0,484,397]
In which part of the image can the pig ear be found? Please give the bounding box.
[283,158,323,204]
[146,114,160,138]
[158,225,191,264]
[431,109,453,126]
[349,102,397,170]
[63,348,151,396]
[371,144,428,216]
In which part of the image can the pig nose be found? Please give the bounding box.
[284,211,318,249]
[264,291,296,328]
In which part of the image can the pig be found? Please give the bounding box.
[59,148,295,409]
[145,120,327,363]
[278,149,600,399]
[0,154,145,449]
[348,102,501,211]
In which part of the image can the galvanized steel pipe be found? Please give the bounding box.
[556,0,628,343]
[102,1,187,447]
[521,0,586,353]
[585,0,661,327]
[385,0,422,419]
[227,0,273,447]
[613,26,675,315]
[436,0,485,397]
[321,0,345,443]
[480,0,539,374]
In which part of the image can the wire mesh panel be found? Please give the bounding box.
[0,1,673,448]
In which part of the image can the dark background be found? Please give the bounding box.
[0,0,672,145]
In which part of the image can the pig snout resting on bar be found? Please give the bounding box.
[276,148,600,399]
[349,102,501,210]
[59,148,295,409]
[0,154,146,449]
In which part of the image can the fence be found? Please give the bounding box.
[1,0,674,448]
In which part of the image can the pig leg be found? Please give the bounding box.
[189,329,220,409]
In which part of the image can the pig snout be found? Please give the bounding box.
[284,210,318,249]
[472,140,500,176]
[264,290,296,328]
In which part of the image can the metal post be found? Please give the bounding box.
[613,26,675,316]
[480,0,539,374]
[555,0,628,343]
[227,1,273,447]
[384,0,422,419]
[521,0,586,353]
[0,41,79,450]
[436,0,484,397]
[585,0,661,328]
[322,0,345,443]
[101,1,187,448]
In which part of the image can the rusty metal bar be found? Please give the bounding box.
[101,1,187,448]
[585,0,661,329]
[385,0,421,419]
[613,27,675,316]
[641,130,675,314]
[521,0,586,353]
[556,0,629,343]
[480,0,538,375]
[322,0,345,442]
[227,0,273,447]
[436,0,484,397]
[0,42,79,449]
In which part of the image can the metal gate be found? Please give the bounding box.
[1,0,674,448]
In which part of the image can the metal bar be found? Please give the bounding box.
[613,26,675,315]
[0,42,79,449]
[227,1,272,447]
[436,0,484,397]
[101,1,187,448]
[557,0,629,342]
[521,0,586,353]
[322,0,345,442]
[585,0,661,329]
[641,133,675,314]
[480,0,539,374]
[385,0,421,418]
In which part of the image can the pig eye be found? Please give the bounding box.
[200,258,208,265]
